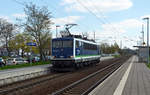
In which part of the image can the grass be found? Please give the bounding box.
[0,61,50,70]
[76,55,100,58]
[147,62,150,69]
[148,64,150,68]
[113,55,120,58]
[146,57,150,69]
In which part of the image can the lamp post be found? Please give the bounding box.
[56,25,60,38]
[141,24,144,45]
[143,17,149,64]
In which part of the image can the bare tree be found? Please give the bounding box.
[23,3,53,61]
[0,18,16,56]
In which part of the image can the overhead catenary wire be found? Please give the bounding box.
[41,0,95,36]
[75,0,121,42]
[11,0,137,47]
[12,0,112,40]
[75,0,138,47]
[76,0,121,34]
[76,0,106,25]
[12,0,26,6]
[85,0,120,32]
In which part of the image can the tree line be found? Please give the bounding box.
[100,42,120,54]
[0,3,122,60]
[0,3,52,61]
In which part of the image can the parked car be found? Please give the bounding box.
[0,58,5,67]
[45,56,52,61]
[32,56,40,63]
[6,58,28,65]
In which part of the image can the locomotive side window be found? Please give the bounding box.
[79,41,82,46]
[83,42,97,50]
[83,43,88,50]
[76,41,79,48]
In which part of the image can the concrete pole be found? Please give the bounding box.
[94,31,95,41]
[147,18,149,64]
[56,26,57,38]
[143,17,149,64]
[56,25,60,38]
[142,24,144,45]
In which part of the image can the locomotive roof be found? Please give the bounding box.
[52,37,74,40]
[52,37,98,45]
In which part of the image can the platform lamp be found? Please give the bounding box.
[143,17,149,64]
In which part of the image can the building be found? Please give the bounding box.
[134,46,148,62]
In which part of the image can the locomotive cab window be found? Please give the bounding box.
[63,40,73,48]
[53,40,73,48]
[52,41,62,48]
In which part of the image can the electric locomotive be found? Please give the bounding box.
[51,36,101,71]
[51,24,101,71]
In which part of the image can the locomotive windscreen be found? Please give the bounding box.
[52,40,73,48]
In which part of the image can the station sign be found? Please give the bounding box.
[26,42,36,46]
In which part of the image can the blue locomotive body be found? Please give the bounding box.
[51,37,101,70]
[52,37,73,58]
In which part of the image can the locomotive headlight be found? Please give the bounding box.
[51,56,55,59]
[70,56,74,58]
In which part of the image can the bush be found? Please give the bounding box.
[147,63,150,68]
[0,61,50,70]
[2,56,9,59]
[113,55,120,58]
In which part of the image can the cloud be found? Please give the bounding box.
[52,16,81,25]
[51,16,81,37]
[50,16,141,49]
[51,16,81,30]
[61,0,133,13]
[12,13,26,18]
[102,19,142,32]
[86,18,142,49]
[0,15,13,22]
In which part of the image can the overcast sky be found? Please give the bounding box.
[0,0,150,49]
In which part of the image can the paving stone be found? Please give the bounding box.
[89,56,150,95]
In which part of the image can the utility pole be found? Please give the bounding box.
[94,31,95,41]
[120,40,122,49]
[56,25,60,38]
[141,24,144,46]
[143,17,149,64]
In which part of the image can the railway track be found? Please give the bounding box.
[51,58,125,95]
[0,73,67,95]
[0,56,130,95]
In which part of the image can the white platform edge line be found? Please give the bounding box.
[113,56,135,95]
[88,56,133,95]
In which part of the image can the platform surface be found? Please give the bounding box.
[0,64,52,79]
[89,56,150,95]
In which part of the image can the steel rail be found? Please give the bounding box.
[0,73,65,95]
[81,62,122,95]
[51,60,123,95]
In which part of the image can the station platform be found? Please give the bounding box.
[0,56,113,86]
[0,64,52,86]
[89,56,150,95]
